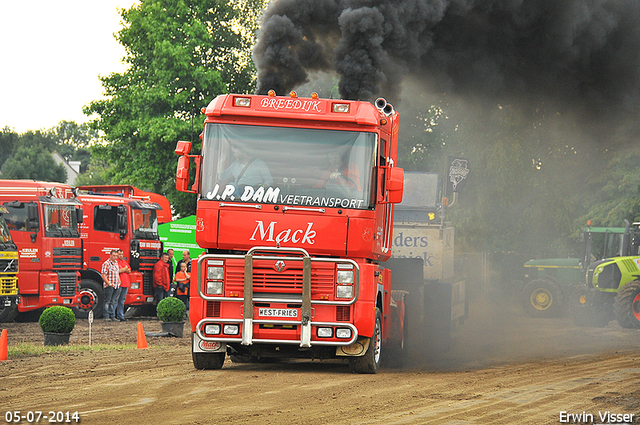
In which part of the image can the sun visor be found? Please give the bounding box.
[128,200,162,210]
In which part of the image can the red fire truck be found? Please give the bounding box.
[74,185,167,318]
[176,92,406,373]
[0,180,82,320]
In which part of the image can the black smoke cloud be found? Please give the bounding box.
[253,0,640,114]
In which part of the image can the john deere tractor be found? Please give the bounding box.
[521,224,626,317]
[573,220,640,328]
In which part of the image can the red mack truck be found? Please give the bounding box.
[0,180,82,320]
[176,92,408,373]
[73,185,168,318]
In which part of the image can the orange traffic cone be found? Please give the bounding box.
[136,322,148,349]
[0,329,8,361]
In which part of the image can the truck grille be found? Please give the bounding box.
[336,305,350,321]
[139,249,160,258]
[58,272,77,296]
[0,276,18,296]
[0,258,18,273]
[206,301,221,317]
[53,247,82,269]
[225,260,335,295]
[138,251,160,270]
[142,271,154,295]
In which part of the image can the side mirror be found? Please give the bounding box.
[76,207,83,224]
[175,140,192,156]
[176,155,192,193]
[27,203,39,240]
[386,167,404,204]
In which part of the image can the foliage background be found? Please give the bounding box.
[2,0,639,260]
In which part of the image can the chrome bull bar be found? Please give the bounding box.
[195,318,358,346]
[197,246,359,348]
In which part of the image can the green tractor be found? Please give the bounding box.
[574,220,640,328]
[521,225,626,317]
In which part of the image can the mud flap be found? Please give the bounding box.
[193,332,227,353]
[336,336,370,357]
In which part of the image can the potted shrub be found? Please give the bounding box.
[157,297,186,337]
[39,306,75,346]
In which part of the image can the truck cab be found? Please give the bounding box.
[177,93,405,372]
[75,189,164,318]
[0,180,83,319]
[0,206,19,322]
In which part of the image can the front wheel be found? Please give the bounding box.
[350,308,382,374]
[73,279,104,319]
[614,280,640,329]
[0,304,18,322]
[521,279,563,317]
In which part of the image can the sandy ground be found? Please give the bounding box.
[1,299,639,425]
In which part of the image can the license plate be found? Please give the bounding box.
[258,308,298,318]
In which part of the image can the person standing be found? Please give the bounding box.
[176,250,192,273]
[174,261,190,310]
[115,249,132,321]
[153,252,171,303]
[167,248,176,285]
[100,250,121,321]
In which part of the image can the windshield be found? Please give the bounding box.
[44,204,80,237]
[0,216,16,247]
[200,124,378,209]
[132,208,158,239]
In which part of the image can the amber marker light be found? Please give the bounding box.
[290,91,298,98]
[268,90,276,97]
[201,107,206,114]
[380,118,388,125]
[311,92,319,99]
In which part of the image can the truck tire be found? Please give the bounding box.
[521,279,563,317]
[349,308,382,374]
[614,280,640,329]
[0,305,18,322]
[192,334,225,370]
[73,279,104,319]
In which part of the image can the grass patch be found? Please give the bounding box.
[8,343,137,359]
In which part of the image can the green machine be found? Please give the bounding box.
[574,220,640,328]
[158,215,205,265]
[521,225,626,317]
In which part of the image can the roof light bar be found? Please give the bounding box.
[234,97,251,107]
[333,103,349,113]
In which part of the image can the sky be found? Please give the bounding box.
[0,0,138,133]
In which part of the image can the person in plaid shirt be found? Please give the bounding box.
[100,250,121,321]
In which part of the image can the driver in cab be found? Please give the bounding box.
[219,146,273,188]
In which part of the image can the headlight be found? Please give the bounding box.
[317,327,333,338]
[207,266,224,280]
[336,270,354,284]
[206,280,223,295]
[223,324,239,335]
[336,285,353,299]
[204,324,220,335]
[130,282,140,290]
[44,284,56,291]
[336,328,352,339]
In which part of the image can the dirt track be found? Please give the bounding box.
[1,299,639,425]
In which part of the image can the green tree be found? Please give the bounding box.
[0,127,19,170]
[74,159,116,186]
[1,144,67,182]
[85,0,263,217]
[52,121,99,173]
